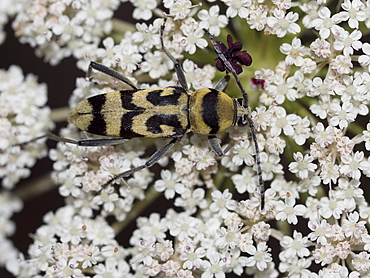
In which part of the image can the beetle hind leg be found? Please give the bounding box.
[101,137,179,189]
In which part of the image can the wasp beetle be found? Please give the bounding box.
[26,18,265,208]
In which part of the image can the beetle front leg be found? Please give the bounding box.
[214,75,230,91]
[208,136,223,157]
[208,136,235,157]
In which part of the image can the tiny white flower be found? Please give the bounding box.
[280,231,310,259]
[174,188,207,214]
[141,50,173,79]
[308,219,331,245]
[154,170,185,199]
[359,42,370,71]
[312,244,336,266]
[279,257,315,278]
[330,55,353,75]
[328,100,357,129]
[179,245,206,270]
[319,195,345,219]
[181,27,208,55]
[267,10,301,38]
[168,0,192,20]
[280,37,305,66]
[198,6,228,36]
[169,214,198,241]
[269,106,295,137]
[117,41,142,74]
[352,251,370,272]
[260,152,284,181]
[55,258,83,277]
[311,6,343,39]
[340,0,366,29]
[247,6,268,31]
[210,189,237,218]
[332,25,362,56]
[310,38,331,59]
[232,140,254,166]
[231,167,257,194]
[130,0,157,20]
[290,116,311,146]
[222,0,251,18]
[289,152,317,179]
[244,242,272,271]
[275,193,306,225]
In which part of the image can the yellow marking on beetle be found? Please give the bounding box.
[215,92,234,132]
[69,99,94,131]
[102,91,125,137]
[189,89,235,135]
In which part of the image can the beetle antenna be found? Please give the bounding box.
[160,18,189,91]
[202,29,249,108]
[203,29,265,210]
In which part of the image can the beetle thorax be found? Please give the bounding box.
[189,88,235,135]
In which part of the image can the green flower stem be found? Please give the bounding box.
[14,172,56,202]
[347,119,368,136]
[275,218,292,236]
[111,19,136,41]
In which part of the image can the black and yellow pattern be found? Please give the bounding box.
[189,88,235,135]
[69,86,241,140]
[69,87,189,138]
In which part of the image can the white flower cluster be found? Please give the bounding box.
[0,191,22,274]
[0,65,52,189]
[7,205,128,277]
[2,0,370,277]
[1,0,121,65]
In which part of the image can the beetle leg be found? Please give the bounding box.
[87,61,138,90]
[14,132,129,148]
[160,19,189,91]
[214,75,230,91]
[45,132,128,146]
[11,134,48,147]
[208,136,223,157]
[221,139,236,155]
[102,137,179,188]
[208,136,236,157]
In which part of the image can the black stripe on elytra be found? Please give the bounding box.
[202,89,220,134]
[146,87,186,106]
[86,94,107,135]
[120,111,144,138]
[146,114,186,137]
[120,89,143,110]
